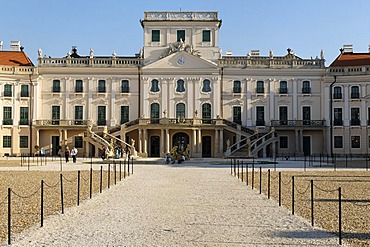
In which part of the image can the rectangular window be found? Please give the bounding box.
[3,136,11,148]
[98,80,106,93]
[279,81,288,94]
[256,106,265,126]
[97,106,106,126]
[233,81,241,93]
[121,80,130,93]
[256,81,264,93]
[20,136,28,148]
[351,108,360,125]
[202,30,211,42]
[74,106,83,125]
[75,80,83,93]
[20,85,29,97]
[279,136,288,149]
[4,84,12,97]
[74,136,83,149]
[152,30,160,42]
[20,107,29,125]
[302,81,311,94]
[351,136,360,148]
[302,106,311,125]
[3,107,12,125]
[334,136,343,148]
[334,108,343,126]
[120,106,129,124]
[52,80,61,93]
[333,87,342,99]
[52,106,60,125]
[177,30,185,42]
[279,106,288,125]
[233,106,242,125]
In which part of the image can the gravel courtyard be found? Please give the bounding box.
[10,163,343,246]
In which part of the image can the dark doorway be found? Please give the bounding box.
[303,136,311,156]
[51,136,60,156]
[202,136,212,157]
[150,136,160,157]
[172,132,189,153]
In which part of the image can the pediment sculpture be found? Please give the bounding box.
[160,39,200,58]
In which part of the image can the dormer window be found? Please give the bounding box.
[202,30,211,42]
[177,30,185,42]
[176,79,185,93]
[150,79,160,93]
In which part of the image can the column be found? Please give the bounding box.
[269,78,275,121]
[166,129,170,153]
[110,77,116,126]
[192,129,197,154]
[292,79,298,120]
[215,129,219,157]
[219,129,224,154]
[87,78,93,122]
[143,129,148,154]
[64,77,70,120]
[138,129,142,154]
[197,129,202,154]
[246,78,252,126]
[295,129,299,153]
[161,129,165,154]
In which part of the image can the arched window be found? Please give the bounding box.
[150,79,160,92]
[176,79,186,93]
[176,103,186,119]
[333,86,342,99]
[351,86,360,99]
[202,79,211,93]
[202,103,212,124]
[150,103,160,124]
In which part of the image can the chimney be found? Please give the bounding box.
[0,41,3,51]
[226,50,232,56]
[342,44,353,53]
[10,41,21,51]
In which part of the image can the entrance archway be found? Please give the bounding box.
[172,132,189,153]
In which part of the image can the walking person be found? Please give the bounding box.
[71,147,78,163]
[64,147,70,163]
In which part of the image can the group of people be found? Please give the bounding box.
[165,153,185,164]
[64,146,78,163]
[101,146,130,161]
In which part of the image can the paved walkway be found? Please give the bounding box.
[11,161,343,246]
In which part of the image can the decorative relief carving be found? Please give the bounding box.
[301,99,313,104]
[250,98,267,104]
[160,41,200,59]
[277,99,290,104]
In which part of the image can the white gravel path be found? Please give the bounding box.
[10,163,344,246]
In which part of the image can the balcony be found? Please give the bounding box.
[271,120,325,128]
[35,119,90,127]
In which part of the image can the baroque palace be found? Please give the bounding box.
[0,11,370,159]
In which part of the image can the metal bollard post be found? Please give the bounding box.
[89,168,93,199]
[338,187,342,245]
[241,161,244,182]
[311,180,314,226]
[60,174,64,214]
[259,166,262,194]
[237,160,240,179]
[41,180,44,227]
[278,172,281,206]
[246,163,249,186]
[77,171,80,206]
[292,176,295,215]
[268,169,270,199]
[100,166,103,193]
[8,188,11,245]
[108,164,111,189]
[252,164,255,190]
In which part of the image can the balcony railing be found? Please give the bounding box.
[19,119,29,125]
[302,88,311,94]
[271,120,325,127]
[3,119,13,125]
[35,119,90,126]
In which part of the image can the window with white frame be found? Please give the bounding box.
[150,79,160,93]
[202,79,211,93]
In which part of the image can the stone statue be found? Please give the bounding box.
[139,48,144,58]
[179,38,185,51]
[269,49,274,59]
[112,51,116,58]
[67,51,71,58]
[163,110,167,118]
[194,110,198,117]
[89,48,94,58]
[320,49,324,59]
[38,48,42,58]
[218,48,222,59]
[131,139,135,149]
[226,139,230,149]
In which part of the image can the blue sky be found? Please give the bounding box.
[1,0,370,65]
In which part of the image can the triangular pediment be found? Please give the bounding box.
[143,51,218,70]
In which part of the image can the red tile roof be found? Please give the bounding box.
[330,52,370,67]
[0,51,34,66]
